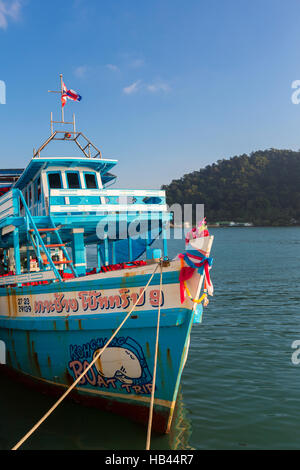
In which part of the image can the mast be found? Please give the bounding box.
[48,73,65,123]
[60,73,64,123]
[48,73,76,134]
[33,74,102,159]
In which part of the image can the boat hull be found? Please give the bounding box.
[0,261,202,433]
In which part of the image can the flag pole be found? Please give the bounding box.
[48,73,81,127]
[60,73,64,123]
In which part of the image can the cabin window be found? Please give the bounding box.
[48,172,62,189]
[67,172,81,189]
[84,173,98,189]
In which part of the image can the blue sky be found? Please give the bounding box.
[1,0,300,188]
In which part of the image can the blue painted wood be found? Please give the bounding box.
[71,230,86,276]
[104,237,109,266]
[67,196,101,205]
[112,241,116,265]
[162,224,168,259]
[97,244,103,271]
[128,237,133,262]
[0,302,193,430]
[14,158,118,191]
[50,196,66,205]
[13,228,21,275]
[146,223,152,260]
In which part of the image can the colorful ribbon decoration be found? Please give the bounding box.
[179,251,213,304]
[184,280,208,305]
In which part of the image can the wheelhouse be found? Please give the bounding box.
[0,120,170,285]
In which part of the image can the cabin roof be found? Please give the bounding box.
[102,172,117,185]
[14,157,118,190]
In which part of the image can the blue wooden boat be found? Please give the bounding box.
[0,79,214,434]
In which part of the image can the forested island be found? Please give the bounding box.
[162,149,300,226]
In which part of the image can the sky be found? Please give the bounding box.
[1,0,300,188]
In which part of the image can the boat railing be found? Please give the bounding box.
[0,189,62,283]
[14,189,62,280]
[49,188,168,214]
[33,131,103,159]
[0,189,80,285]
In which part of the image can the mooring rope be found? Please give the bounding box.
[146,263,163,451]
[12,263,159,451]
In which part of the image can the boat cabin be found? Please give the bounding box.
[0,120,170,285]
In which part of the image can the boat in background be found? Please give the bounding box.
[0,169,23,197]
[0,76,214,434]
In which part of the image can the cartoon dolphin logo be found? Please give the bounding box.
[93,347,143,385]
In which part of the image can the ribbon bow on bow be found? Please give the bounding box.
[178,251,213,304]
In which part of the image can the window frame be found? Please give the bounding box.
[65,171,81,190]
[47,171,63,190]
[83,171,98,190]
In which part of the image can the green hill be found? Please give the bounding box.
[162,149,300,226]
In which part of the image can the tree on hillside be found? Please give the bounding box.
[162,149,300,226]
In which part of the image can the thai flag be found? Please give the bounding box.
[61,83,82,108]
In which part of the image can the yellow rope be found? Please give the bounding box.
[12,263,159,451]
[184,282,207,304]
[146,263,163,451]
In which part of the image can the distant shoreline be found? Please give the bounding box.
[169,223,300,229]
[163,149,300,229]
[207,225,300,228]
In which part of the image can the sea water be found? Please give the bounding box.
[1,227,300,450]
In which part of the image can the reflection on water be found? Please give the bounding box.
[0,371,191,450]
[168,388,194,450]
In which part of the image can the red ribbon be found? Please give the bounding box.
[179,266,195,303]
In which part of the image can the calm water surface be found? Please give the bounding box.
[1,227,300,450]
